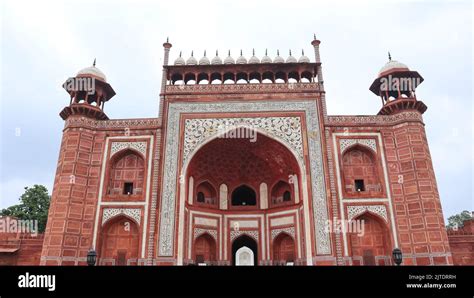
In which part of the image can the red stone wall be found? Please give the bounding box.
[0,232,44,265]
[40,120,107,265]
[448,219,474,265]
[383,121,452,265]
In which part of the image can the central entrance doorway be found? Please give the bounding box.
[232,235,258,266]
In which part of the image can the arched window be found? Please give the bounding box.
[231,185,256,206]
[195,181,217,206]
[271,180,292,206]
[341,145,382,196]
[108,151,145,197]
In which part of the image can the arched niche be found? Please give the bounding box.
[99,216,140,266]
[348,213,391,266]
[107,149,145,197]
[194,233,217,265]
[195,181,218,206]
[270,180,293,207]
[341,145,382,196]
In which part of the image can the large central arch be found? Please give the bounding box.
[181,127,306,265]
[158,101,331,264]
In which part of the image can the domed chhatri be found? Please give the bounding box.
[174,51,185,66]
[298,49,310,63]
[248,49,260,64]
[76,59,107,82]
[370,52,426,115]
[186,51,197,65]
[61,59,116,121]
[286,50,297,63]
[261,49,272,64]
[211,50,223,65]
[224,50,235,64]
[273,50,284,63]
[236,50,247,64]
[199,50,210,65]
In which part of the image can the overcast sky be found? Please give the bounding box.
[0,0,472,220]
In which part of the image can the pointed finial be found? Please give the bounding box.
[265,48,268,56]
[93,58,96,67]
[179,51,182,57]
[289,49,292,56]
[302,49,305,56]
[388,51,392,61]
[253,48,255,56]
[166,37,169,43]
[228,49,231,56]
[204,50,206,57]
[240,49,243,56]
[191,50,194,57]
[216,50,218,56]
[314,33,316,40]
[277,49,280,56]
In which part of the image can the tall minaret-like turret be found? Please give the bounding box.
[159,38,172,120]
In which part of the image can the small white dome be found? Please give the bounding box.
[186,51,197,65]
[298,49,310,63]
[224,50,235,64]
[236,50,247,64]
[379,59,409,75]
[211,50,222,65]
[77,63,107,82]
[261,49,272,63]
[286,50,297,63]
[273,50,284,63]
[248,49,260,64]
[199,51,210,65]
[174,52,185,65]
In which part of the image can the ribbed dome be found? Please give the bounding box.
[286,50,297,63]
[174,51,185,66]
[77,60,107,82]
[273,50,284,63]
[236,50,247,64]
[224,50,235,64]
[199,51,210,65]
[248,49,260,64]
[298,49,310,63]
[211,50,222,65]
[261,49,272,63]
[186,51,197,65]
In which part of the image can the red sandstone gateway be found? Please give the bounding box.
[7,36,457,266]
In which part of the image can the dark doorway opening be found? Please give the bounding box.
[231,185,256,206]
[232,235,258,265]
